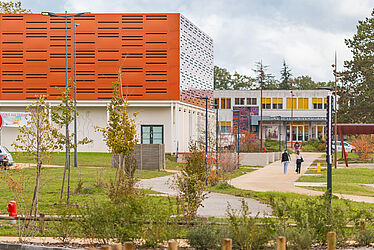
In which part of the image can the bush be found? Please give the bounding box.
[269,193,352,246]
[186,222,220,250]
[227,200,273,249]
[77,193,174,247]
[355,229,374,246]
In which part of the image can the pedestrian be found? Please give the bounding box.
[281,148,290,174]
[295,150,304,174]
[294,141,300,154]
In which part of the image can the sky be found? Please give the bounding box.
[16,0,374,82]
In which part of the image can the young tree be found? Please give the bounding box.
[98,76,138,195]
[0,1,31,14]
[12,96,60,216]
[51,82,91,204]
[339,9,374,123]
[279,60,292,90]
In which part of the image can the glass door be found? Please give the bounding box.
[141,125,164,144]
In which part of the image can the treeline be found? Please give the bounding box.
[214,61,333,90]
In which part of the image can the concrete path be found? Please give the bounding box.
[231,152,374,203]
[137,175,271,218]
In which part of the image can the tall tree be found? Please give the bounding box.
[279,60,292,90]
[214,66,232,90]
[231,72,254,90]
[339,9,374,123]
[0,1,30,13]
[252,61,276,89]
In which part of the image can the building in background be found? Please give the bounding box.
[0,13,214,153]
[214,90,329,148]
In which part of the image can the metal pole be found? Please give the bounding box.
[260,83,263,152]
[290,90,293,152]
[65,11,70,172]
[333,53,338,168]
[326,93,333,203]
[278,116,281,151]
[205,98,208,184]
[74,20,78,168]
[215,106,218,167]
[237,110,240,169]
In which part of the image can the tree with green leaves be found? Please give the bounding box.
[231,72,254,90]
[339,9,374,123]
[279,60,292,90]
[13,96,60,216]
[0,1,30,13]
[252,61,276,89]
[214,66,232,90]
[51,82,92,205]
[98,75,138,197]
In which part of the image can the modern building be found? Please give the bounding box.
[214,90,330,147]
[0,13,214,153]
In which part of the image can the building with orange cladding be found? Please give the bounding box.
[0,13,214,153]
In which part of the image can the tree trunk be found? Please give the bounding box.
[67,148,71,205]
[60,160,67,201]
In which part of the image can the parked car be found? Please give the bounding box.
[332,141,356,153]
[0,146,14,168]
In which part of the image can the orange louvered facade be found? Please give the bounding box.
[0,13,181,101]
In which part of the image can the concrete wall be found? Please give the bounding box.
[240,152,281,166]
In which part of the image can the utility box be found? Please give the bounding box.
[112,144,165,171]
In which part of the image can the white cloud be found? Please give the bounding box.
[20,0,374,82]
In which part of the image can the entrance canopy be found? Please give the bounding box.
[337,124,374,135]
[336,124,374,167]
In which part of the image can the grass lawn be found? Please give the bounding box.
[207,182,374,211]
[297,168,374,197]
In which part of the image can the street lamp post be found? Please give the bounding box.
[332,53,338,168]
[290,88,294,152]
[197,97,209,184]
[277,116,281,151]
[41,11,89,202]
[318,86,334,203]
[212,104,219,168]
[234,109,240,169]
[260,71,264,152]
[74,21,80,168]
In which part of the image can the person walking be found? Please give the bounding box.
[295,150,303,174]
[281,149,291,174]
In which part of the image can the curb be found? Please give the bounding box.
[0,242,76,250]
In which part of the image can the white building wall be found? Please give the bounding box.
[0,101,213,154]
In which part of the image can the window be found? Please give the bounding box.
[214,98,219,109]
[221,98,231,109]
[235,98,245,105]
[272,98,283,109]
[247,98,257,105]
[298,98,308,109]
[141,125,164,144]
[324,98,327,109]
[313,98,323,109]
[262,98,271,109]
[220,121,231,133]
[286,98,297,109]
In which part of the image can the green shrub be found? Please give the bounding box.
[269,193,352,246]
[355,229,374,246]
[227,200,273,249]
[186,222,220,250]
[77,193,174,247]
[51,205,80,243]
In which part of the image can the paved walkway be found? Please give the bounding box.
[137,175,271,218]
[231,152,374,203]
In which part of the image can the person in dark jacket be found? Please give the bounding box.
[281,149,291,174]
[295,150,303,174]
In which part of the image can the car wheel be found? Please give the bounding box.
[351,149,356,153]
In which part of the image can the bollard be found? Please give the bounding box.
[360,219,366,232]
[124,242,134,250]
[111,244,122,250]
[327,231,336,250]
[39,213,45,234]
[168,240,178,250]
[100,246,111,250]
[317,162,321,173]
[222,238,232,250]
[277,236,286,250]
